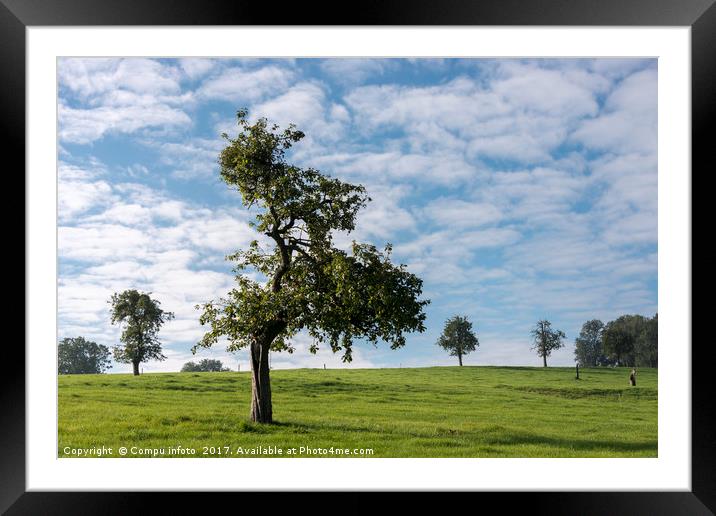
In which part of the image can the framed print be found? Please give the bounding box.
[5,0,714,513]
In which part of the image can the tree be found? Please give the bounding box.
[181,359,231,372]
[58,337,112,374]
[195,110,429,423]
[531,320,566,367]
[436,315,479,366]
[635,313,658,368]
[109,290,174,375]
[573,319,605,367]
[601,314,648,367]
[602,313,656,368]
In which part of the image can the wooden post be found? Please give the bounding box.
[575,364,580,380]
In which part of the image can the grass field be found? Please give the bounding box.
[58,366,657,458]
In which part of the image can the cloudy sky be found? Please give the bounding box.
[57,57,657,373]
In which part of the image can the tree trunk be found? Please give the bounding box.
[250,340,272,424]
[543,354,547,367]
[458,353,463,366]
[132,361,140,376]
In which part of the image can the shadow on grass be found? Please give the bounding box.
[481,428,657,453]
[499,385,657,400]
[261,419,656,454]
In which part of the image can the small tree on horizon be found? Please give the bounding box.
[181,359,231,372]
[58,337,112,374]
[109,290,174,376]
[531,319,566,367]
[436,315,479,366]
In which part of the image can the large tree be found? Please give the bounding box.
[58,336,112,374]
[531,320,566,367]
[195,110,429,423]
[436,315,479,366]
[109,290,174,375]
[573,319,606,367]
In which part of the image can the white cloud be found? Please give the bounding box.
[493,62,599,117]
[58,164,116,221]
[571,68,657,155]
[179,58,217,80]
[198,65,295,103]
[319,58,392,85]
[58,58,193,144]
[59,58,182,98]
[59,102,191,144]
[422,198,503,229]
[251,82,350,143]
[307,150,481,186]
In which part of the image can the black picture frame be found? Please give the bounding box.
[4,1,713,513]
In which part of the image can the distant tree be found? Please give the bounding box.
[602,314,650,367]
[635,313,658,368]
[531,320,566,367]
[109,290,174,375]
[194,110,429,423]
[574,319,605,367]
[436,315,479,366]
[58,337,112,374]
[181,359,230,372]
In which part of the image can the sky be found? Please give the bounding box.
[57,57,658,373]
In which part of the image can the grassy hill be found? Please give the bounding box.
[58,366,657,458]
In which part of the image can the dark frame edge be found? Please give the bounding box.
[0,1,26,515]
[691,0,716,513]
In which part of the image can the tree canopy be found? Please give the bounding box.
[181,359,231,372]
[573,319,608,367]
[436,315,479,366]
[58,336,112,374]
[109,290,174,375]
[602,313,657,367]
[195,110,429,422]
[530,320,566,367]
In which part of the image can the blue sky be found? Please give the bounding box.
[57,57,657,373]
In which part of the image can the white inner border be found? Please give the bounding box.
[27,27,691,491]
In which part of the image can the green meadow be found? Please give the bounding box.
[58,366,657,458]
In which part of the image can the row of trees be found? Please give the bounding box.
[436,315,657,369]
[574,314,658,368]
[58,290,174,375]
[61,310,657,374]
[58,333,232,375]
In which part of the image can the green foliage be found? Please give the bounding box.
[530,320,566,366]
[196,111,429,362]
[635,314,658,368]
[574,319,611,367]
[58,366,657,458]
[436,315,479,365]
[58,336,112,374]
[109,290,174,366]
[181,359,231,372]
[602,313,657,367]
